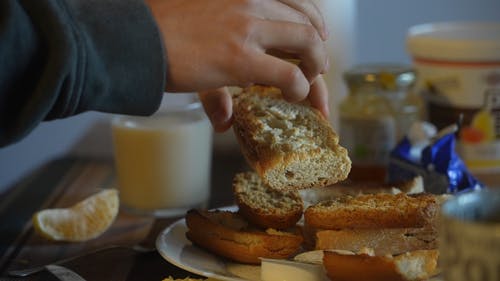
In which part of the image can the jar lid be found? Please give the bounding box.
[407,22,500,62]
[343,64,415,91]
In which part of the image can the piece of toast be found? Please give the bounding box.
[185,209,303,264]
[299,176,425,208]
[304,193,439,230]
[310,227,437,256]
[233,172,303,229]
[232,86,351,190]
[323,249,440,281]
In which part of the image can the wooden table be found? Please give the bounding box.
[1,150,498,281]
[0,150,249,281]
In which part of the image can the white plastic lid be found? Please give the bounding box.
[407,22,500,62]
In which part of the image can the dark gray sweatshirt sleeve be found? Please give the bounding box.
[0,0,166,147]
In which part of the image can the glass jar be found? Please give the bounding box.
[339,64,420,181]
[112,93,213,217]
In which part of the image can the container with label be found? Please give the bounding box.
[407,22,500,174]
[339,64,420,181]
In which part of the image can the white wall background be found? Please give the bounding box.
[1,0,499,193]
[355,0,500,64]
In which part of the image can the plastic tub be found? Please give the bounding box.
[407,22,500,173]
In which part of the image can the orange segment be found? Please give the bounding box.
[33,189,119,242]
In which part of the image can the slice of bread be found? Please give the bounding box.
[299,176,424,208]
[311,227,437,256]
[232,86,351,190]
[185,209,303,264]
[233,172,304,229]
[323,249,440,281]
[304,193,439,229]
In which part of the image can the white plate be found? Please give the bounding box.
[156,206,261,281]
[156,206,443,281]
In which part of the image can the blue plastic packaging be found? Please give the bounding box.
[388,125,483,194]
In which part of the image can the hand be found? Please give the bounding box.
[199,75,329,132]
[145,0,329,102]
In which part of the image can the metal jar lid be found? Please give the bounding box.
[343,64,416,91]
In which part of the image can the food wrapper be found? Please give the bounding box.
[388,122,484,194]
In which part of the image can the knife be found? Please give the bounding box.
[46,265,86,281]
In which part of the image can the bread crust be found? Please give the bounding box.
[304,193,439,229]
[233,172,303,229]
[323,249,439,281]
[323,251,405,281]
[232,86,351,190]
[185,209,303,264]
[236,203,302,230]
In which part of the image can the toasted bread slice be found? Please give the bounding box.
[299,176,424,208]
[323,249,440,281]
[185,209,303,264]
[312,227,437,256]
[232,86,351,190]
[304,193,439,229]
[233,172,303,229]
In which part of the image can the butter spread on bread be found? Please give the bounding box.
[313,227,437,256]
[232,86,351,190]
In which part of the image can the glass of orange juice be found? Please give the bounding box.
[111,93,212,217]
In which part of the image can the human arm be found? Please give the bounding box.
[0,0,330,147]
[0,0,165,147]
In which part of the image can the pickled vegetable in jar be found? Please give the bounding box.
[339,64,420,182]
